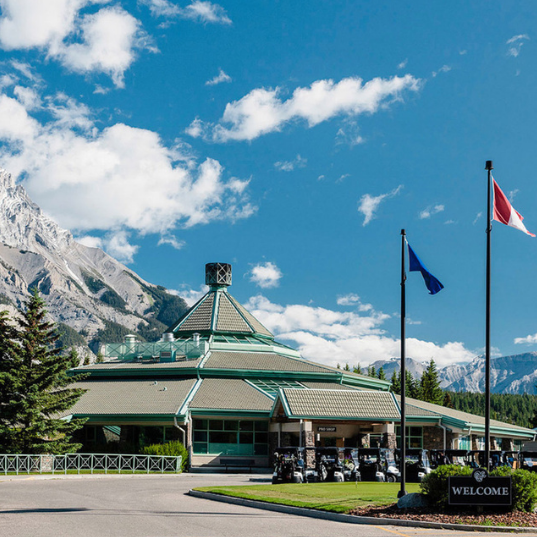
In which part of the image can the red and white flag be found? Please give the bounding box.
[492,177,535,237]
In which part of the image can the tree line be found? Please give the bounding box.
[344,360,537,429]
[0,290,86,454]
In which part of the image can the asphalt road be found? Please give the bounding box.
[0,473,535,537]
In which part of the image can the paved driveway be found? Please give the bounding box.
[0,473,535,537]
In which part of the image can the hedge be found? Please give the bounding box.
[141,440,189,472]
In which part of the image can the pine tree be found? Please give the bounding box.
[390,370,400,394]
[377,366,386,380]
[83,355,90,366]
[344,363,350,371]
[369,366,377,378]
[353,364,362,375]
[1,291,87,454]
[0,310,21,451]
[442,392,454,409]
[420,359,443,405]
[96,351,104,364]
[68,348,79,368]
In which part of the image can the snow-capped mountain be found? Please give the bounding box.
[0,169,187,357]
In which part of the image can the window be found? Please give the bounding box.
[396,426,423,448]
[193,420,269,455]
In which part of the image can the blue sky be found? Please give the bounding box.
[0,0,536,368]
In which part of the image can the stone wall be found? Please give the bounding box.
[423,426,444,449]
[382,433,396,449]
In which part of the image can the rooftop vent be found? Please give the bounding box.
[205,262,232,287]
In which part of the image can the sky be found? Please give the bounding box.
[0,0,537,369]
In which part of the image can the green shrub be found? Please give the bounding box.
[141,440,188,471]
[421,465,537,512]
[491,467,537,512]
[420,464,472,507]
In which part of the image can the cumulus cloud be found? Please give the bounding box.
[0,1,154,87]
[170,284,208,306]
[140,0,232,25]
[188,74,421,142]
[249,262,282,289]
[0,86,255,262]
[76,231,138,264]
[246,295,475,368]
[337,294,373,311]
[205,68,231,86]
[358,185,403,226]
[507,34,529,57]
[514,333,537,345]
[274,154,307,172]
[419,204,444,219]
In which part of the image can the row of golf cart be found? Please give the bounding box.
[272,446,537,484]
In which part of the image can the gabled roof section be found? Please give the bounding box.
[169,288,273,339]
[190,379,273,411]
[275,389,400,420]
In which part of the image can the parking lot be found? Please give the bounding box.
[0,473,536,537]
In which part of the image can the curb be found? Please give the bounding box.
[0,473,183,482]
[189,490,537,533]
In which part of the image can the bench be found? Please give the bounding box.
[220,458,255,472]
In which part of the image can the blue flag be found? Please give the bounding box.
[408,243,444,295]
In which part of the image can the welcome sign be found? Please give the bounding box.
[448,469,512,506]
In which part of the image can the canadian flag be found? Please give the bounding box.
[492,178,535,237]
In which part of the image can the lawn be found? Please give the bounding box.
[194,481,421,513]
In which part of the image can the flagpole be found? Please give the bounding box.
[485,160,493,472]
[398,228,407,498]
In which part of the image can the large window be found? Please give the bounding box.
[193,419,268,456]
[396,426,423,448]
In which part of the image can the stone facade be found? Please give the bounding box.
[423,426,444,449]
[382,432,396,449]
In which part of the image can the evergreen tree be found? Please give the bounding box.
[353,364,362,375]
[83,355,90,366]
[420,359,443,404]
[378,366,386,380]
[68,348,79,368]
[442,391,454,409]
[96,351,104,364]
[390,370,400,394]
[0,310,21,450]
[0,291,87,454]
[405,370,420,399]
[344,363,350,371]
[369,366,377,378]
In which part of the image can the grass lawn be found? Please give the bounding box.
[194,481,421,513]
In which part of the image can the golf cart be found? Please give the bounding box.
[520,451,537,473]
[429,449,470,469]
[341,448,361,481]
[314,447,345,482]
[272,447,306,484]
[358,448,400,482]
[397,449,432,482]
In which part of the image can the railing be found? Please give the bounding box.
[102,340,205,361]
[0,453,182,475]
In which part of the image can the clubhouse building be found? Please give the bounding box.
[67,263,535,468]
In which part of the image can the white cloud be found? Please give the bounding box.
[432,65,451,77]
[76,230,138,263]
[397,59,407,69]
[473,212,482,225]
[336,294,372,311]
[419,204,444,219]
[0,1,154,87]
[249,262,282,289]
[358,185,403,226]
[170,284,209,306]
[0,87,255,262]
[58,7,155,88]
[506,34,529,58]
[140,0,231,25]
[335,120,365,146]
[183,1,231,24]
[157,234,185,250]
[205,68,231,86]
[515,333,537,345]
[508,189,519,202]
[14,85,41,110]
[274,154,307,172]
[188,74,421,142]
[246,295,475,368]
